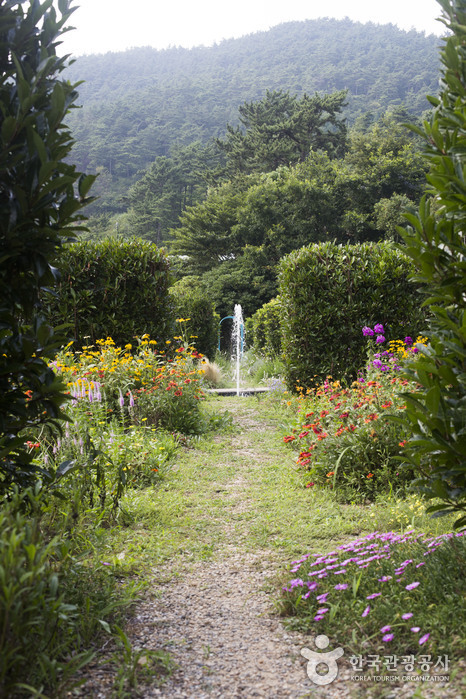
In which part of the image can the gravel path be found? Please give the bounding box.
[74,400,462,699]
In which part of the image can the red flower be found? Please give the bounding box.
[305,482,315,488]
[283,435,296,442]
[298,431,309,439]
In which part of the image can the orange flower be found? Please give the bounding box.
[326,471,335,477]
[367,473,374,479]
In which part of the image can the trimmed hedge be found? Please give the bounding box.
[246,297,282,357]
[279,241,428,389]
[45,239,174,348]
[169,276,219,359]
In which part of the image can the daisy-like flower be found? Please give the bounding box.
[405,582,420,591]
[334,583,348,591]
[419,633,430,645]
[402,613,413,620]
[411,627,421,633]
[378,576,392,582]
[382,633,394,642]
[380,625,391,633]
[366,593,381,599]
[314,614,325,621]
[362,605,370,617]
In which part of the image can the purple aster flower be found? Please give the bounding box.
[402,613,413,620]
[374,324,384,334]
[334,583,348,591]
[380,625,391,633]
[317,607,329,614]
[362,326,374,336]
[378,576,392,582]
[376,335,386,344]
[405,582,420,591]
[307,582,319,591]
[316,593,328,602]
[382,633,394,642]
[411,627,420,633]
[366,593,381,599]
[362,605,370,617]
[419,633,430,645]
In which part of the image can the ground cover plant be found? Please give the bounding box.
[280,529,466,659]
[281,325,427,502]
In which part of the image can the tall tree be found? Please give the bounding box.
[215,90,347,177]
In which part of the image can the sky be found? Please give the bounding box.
[59,0,446,57]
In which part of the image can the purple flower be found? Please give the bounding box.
[334,583,348,591]
[374,324,384,334]
[380,625,391,633]
[118,389,124,408]
[317,607,329,614]
[411,627,421,633]
[373,359,384,369]
[129,391,135,408]
[402,613,413,620]
[382,633,394,642]
[404,336,413,345]
[316,593,328,602]
[376,335,386,344]
[405,582,420,591]
[419,633,430,645]
[378,576,392,582]
[416,562,425,568]
[314,614,325,621]
[363,326,374,337]
[366,593,381,599]
[362,605,370,617]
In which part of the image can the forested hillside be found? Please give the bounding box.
[65,18,441,217]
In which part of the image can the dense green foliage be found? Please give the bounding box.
[172,116,427,318]
[278,242,427,388]
[216,89,347,176]
[45,239,173,348]
[63,19,440,220]
[246,298,283,357]
[0,0,95,495]
[169,277,219,359]
[398,0,466,528]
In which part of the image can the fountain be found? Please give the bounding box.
[231,304,244,396]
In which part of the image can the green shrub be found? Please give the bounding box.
[0,0,95,495]
[45,239,174,348]
[278,241,427,389]
[169,276,219,358]
[398,0,466,528]
[246,297,283,356]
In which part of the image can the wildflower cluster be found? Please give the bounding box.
[281,530,466,656]
[281,325,427,501]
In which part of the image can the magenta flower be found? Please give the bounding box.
[374,324,384,334]
[314,614,325,621]
[362,326,374,337]
[382,633,394,642]
[419,633,430,645]
[402,613,413,620]
[405,582,420,591]
[366,593,381,599]
[380,625,391,633]
[376,335,386,344]
[334,583,348,591]
[404,336,413,345]
[411,627,421,633]
[378,576,392,582]
[317,607,329,614]
[362,605,370,617]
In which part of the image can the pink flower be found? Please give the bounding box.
[419,633,430,645]
[405,582,420,591]
[382,633,394,642]
[362,605,370,617]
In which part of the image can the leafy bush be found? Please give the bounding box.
[278,241,427,389]
[45,238,174,348]
[246,297,283,357]
[169,276,219,358]
[397,0,466,528]
[0,0,95,495]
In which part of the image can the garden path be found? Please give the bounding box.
[75,398,455,699]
